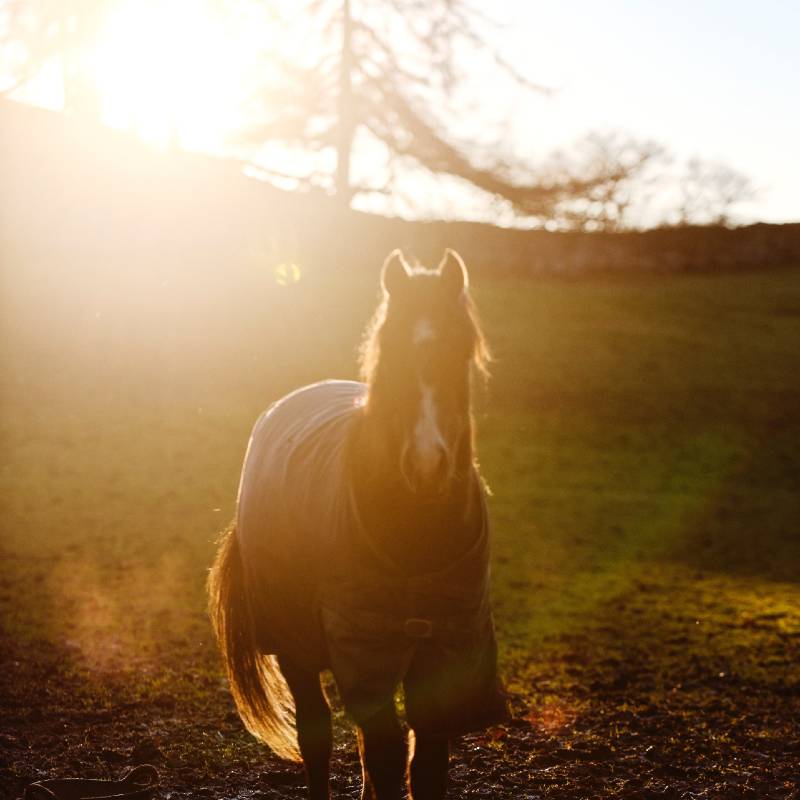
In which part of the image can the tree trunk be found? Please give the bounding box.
[335,0,354,203]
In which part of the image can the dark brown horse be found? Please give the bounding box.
[208,250,507,800]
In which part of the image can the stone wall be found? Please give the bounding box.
[339,213,800,277]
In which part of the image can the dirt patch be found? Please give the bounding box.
[2,600,798,800]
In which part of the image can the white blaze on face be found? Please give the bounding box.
[414,382,445,477]
[413,318,435,345]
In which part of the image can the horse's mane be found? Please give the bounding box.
[358,270,491,388]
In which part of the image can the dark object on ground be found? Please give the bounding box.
[18,765,159,800]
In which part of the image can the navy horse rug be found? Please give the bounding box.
[236,378,506,735]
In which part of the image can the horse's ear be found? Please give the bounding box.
[439,249,468,297]
[381,249,411,296]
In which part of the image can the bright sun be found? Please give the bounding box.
[84,0,257,150]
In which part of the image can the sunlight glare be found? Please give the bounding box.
[85,0,255,150]
[528,698,577,734]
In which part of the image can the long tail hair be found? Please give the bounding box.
[207,523,300,761]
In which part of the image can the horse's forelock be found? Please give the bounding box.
[358,273,490,391]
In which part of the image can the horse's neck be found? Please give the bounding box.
[349,409,479,576]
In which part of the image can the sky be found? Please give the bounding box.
[7,0,799,224]
[493,0,800,223]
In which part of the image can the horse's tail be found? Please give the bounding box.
[207,522,300,761]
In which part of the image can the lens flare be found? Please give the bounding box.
[274,262,302,286]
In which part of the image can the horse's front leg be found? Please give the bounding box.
[408,733,449,800]
[277,655,332,800]
[357,703,407,800]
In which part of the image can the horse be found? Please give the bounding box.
[208,249,508,800]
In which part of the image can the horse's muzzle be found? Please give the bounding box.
[401,443,452,495]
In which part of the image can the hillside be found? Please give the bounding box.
[2,99,800,279]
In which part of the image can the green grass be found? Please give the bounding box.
[1,260,799,699]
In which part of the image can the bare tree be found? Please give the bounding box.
[237,0,613,213]
[1,0,663,222]
[532,132,667,231]
[677,158,756,227]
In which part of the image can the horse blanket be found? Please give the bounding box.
[236,380,508,734]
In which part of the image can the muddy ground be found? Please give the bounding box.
[2,569,798,799]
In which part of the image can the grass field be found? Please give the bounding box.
[1,256,799,797]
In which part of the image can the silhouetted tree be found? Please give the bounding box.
[238,0,611,214]
[677,158,756,227]
[0,1,684,224]
[534,132,668,231]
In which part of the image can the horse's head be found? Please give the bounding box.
[360,249,489,497]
